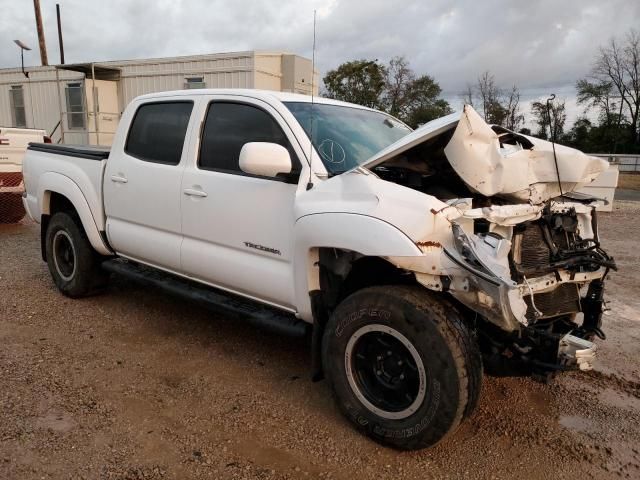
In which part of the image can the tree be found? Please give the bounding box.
[531,98,567,141]
[381,57,451,127]
[560,117,594,152]
[476,71,505,125]
[577,79,616,123]
[464,71,524,131]
[404,75,452,127]
[503,86,525,131]
[323,60,387,109]
[383,56,415,119]
[323,56,451,128]
[577,29,640,151]
[576,79,630,152]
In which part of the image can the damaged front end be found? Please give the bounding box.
[375,106,617,380]
[444,202,615,380]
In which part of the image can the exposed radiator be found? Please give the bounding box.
[524,283,581,323]
[516,225,549,273]
[512,222,571,277]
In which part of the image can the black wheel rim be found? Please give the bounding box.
[345,324,426,419]
[53,230,76,281]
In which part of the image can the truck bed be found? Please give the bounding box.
[28,143,110,161]
[22,142,109,230]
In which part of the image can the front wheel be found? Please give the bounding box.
[45,212,108,297]
[322,286,482,450]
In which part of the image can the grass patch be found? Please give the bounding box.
[618,173,640,190]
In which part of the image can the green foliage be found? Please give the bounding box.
[403,74,452,128]
[575,29,640,153]
[530,99,567,141]
[323,56,451,128]
[322,60,387,109]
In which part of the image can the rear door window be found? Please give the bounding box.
[125,101,193,165]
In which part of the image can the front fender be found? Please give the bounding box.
[36,172,112,256]
[293,212,422,321]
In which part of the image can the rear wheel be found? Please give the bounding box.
[45,212,108,297]
[322,286,482,450]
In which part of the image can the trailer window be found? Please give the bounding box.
[65,83,86,130]
[184,77,205,89]
[125,101,193,165]
[9,86,26,128]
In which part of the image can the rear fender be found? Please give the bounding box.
[38,172,112,256]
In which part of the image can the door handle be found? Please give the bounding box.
[183,188,208,198]
[110,175,128,184]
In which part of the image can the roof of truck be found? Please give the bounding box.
[134,88,377,112]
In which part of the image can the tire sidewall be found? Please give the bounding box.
[323,288,464,449]
[45,213,94,296]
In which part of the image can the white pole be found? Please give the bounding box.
[55,67,64,143]
[91,63,99,145]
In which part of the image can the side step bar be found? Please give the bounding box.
[102,259,309,338]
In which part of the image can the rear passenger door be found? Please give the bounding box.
[180,97,302,309]
[104,99,194,271]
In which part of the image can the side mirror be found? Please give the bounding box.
[239,142,292,178]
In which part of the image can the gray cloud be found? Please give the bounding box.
[2,0,638,125]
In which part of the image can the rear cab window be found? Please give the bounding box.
[125,101,193,165]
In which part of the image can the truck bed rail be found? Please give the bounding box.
[28,143,110,161]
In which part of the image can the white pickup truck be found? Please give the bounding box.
[0,126,48,222]
[22,89,616,450]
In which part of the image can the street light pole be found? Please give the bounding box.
[14,40,31,79]
[13,40,36,128]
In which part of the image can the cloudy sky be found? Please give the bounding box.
[1,0,638,126]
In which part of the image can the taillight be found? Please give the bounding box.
[0,138,9,146]
[43,136,52,143]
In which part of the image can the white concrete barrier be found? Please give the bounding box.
[577,164,619,212]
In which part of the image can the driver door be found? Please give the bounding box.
[180,97,303,309]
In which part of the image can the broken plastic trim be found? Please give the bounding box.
[446,223,526,331]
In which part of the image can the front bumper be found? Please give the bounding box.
[559,334,597,371]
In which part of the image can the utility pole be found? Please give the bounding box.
[56,4,65,64]
[33,0,48,66]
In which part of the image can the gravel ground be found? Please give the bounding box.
[1,202,639,480]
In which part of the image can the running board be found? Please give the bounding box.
[102,259,309,338]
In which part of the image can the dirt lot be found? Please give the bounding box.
[1,202,639,480]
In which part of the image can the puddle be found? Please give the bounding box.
[558,414,595,434]
[599,387,640,412]
[35,410,76,433]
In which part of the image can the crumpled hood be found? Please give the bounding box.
[362,105,609,204]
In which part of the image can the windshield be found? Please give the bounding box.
[284,102,411,174]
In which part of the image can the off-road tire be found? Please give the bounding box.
[45,212,107,297]
[322,285,482,450]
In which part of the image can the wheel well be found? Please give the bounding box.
[41,192,78,261]
[318,248,417,312]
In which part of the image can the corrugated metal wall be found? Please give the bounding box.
[0,68,83,137]
[115,52,255,111]
[0,51,314,144]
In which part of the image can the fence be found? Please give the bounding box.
[0,172,26,223]
[590,154,640,173]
